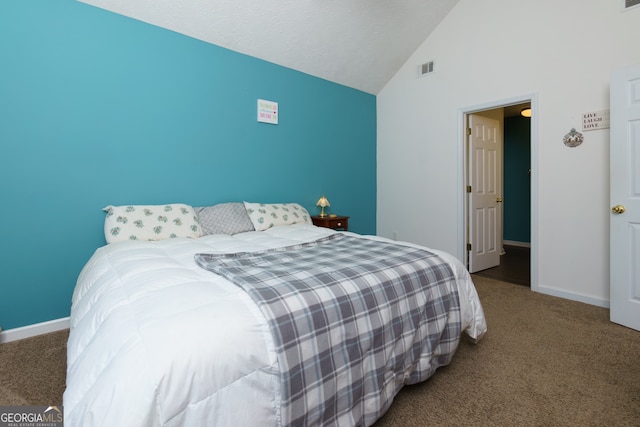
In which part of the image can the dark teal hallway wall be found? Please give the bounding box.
[504,116,531,243]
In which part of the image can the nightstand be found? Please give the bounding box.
[311,215,349,231]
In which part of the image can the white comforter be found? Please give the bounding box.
[64,224,486,426]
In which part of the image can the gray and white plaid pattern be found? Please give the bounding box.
[195,234,461,427]
[195,203,255,236]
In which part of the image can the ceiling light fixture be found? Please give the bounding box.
[521,107,532,118]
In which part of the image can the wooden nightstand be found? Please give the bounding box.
[312,215,349,231]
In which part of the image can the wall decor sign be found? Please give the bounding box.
[582,110,610,131]
[257,99,278,124]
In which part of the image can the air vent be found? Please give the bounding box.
[624,0,640,9]
[418,60,435,78]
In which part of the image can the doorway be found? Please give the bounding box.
[459,96,537,289]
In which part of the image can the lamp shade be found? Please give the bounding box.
[316,195,330,208]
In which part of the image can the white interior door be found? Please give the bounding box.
[610,63,640,331]
[468,114,502,273]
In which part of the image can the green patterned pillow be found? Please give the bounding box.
[243,202,311,231]
[103,204,201,243]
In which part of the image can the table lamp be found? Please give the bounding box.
[316,195,330,217]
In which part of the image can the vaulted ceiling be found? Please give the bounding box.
[78,0,460,94]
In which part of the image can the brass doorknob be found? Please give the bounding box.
[496,198,503,203]
[611,205,626,214]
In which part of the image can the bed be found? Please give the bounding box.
[63,202,486,426]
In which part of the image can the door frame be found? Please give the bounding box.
[457,93,539,291]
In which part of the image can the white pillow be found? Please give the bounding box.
[103,204,201,243]
[243,202,311,231]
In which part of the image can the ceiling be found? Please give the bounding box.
[503,103,532,118]
[78,0,460,94]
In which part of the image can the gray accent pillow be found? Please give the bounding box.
[195,203,255,236]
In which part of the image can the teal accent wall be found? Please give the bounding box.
[503,117,531,243]
[0,1,376,330]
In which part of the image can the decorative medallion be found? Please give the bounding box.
[563,128,584,147]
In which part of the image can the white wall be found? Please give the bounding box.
[377,0,640,306]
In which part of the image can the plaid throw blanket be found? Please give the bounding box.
[195,234,461,427]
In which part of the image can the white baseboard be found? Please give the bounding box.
[533,284,609,309]
[0,317,70,344]
[503,240,531,248]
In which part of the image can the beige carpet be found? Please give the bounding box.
[375,276,640,426]
[0,327,67,406]
[1,276,639,426]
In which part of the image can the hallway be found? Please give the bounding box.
[472,245,530,287]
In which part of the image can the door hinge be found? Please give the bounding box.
[466,127,471,136]
[466,185,472,193]
[467,243,472,251]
